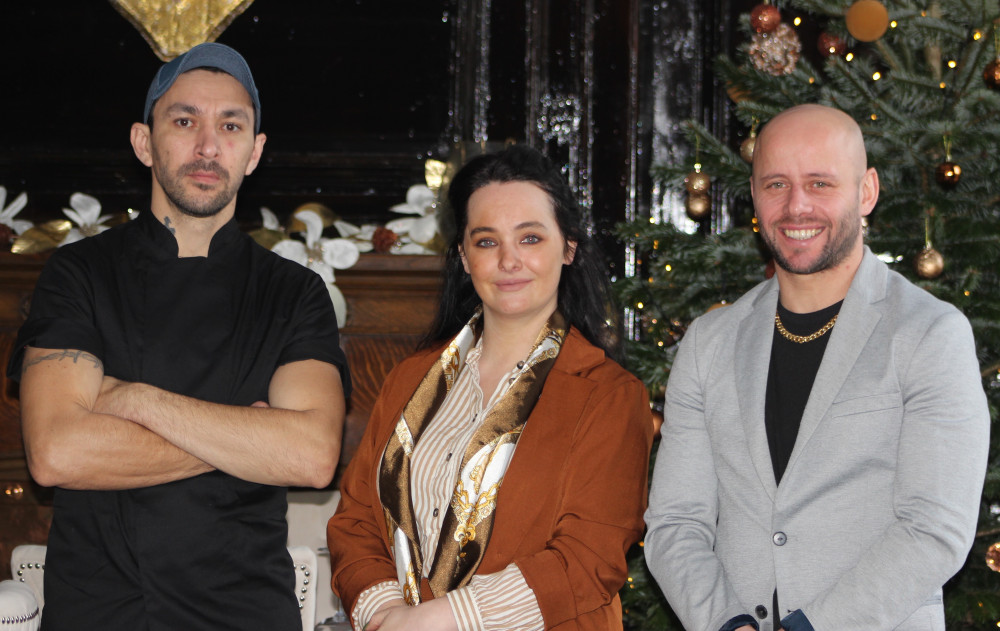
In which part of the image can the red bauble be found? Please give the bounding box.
[750,3,781,34]
[765,259,776,279]
[371,226,399,253]
[817,32,847,57]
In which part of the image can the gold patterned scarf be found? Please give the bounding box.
[378,308,566,604]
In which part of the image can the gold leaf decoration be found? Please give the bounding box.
[11,220,72,254]
[424,159,448,193]
[109,0,255,61]
[248,228,287,251]
[288,203,338,233]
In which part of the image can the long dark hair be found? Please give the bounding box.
[419,144,622,362]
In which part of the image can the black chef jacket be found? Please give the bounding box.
[7,209,351,631]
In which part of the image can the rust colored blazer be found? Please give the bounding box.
[327,326,653,630]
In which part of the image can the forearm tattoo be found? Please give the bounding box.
[23,349,103,375]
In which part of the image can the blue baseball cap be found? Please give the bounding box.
[143,42,261,133]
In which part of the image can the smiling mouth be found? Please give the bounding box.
[783,227,823,240]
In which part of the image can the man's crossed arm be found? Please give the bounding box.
[19,346,345,491]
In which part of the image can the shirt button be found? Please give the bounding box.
[755,605,768,619]
[446,453,452,461]
[772,531,787,546]
[433,508,439,517]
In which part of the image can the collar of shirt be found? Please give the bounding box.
[464,339,534,416]
[136,209,244,260]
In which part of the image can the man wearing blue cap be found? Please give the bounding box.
[8,43,351,630]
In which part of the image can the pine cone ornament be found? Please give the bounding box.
[749,23,801,76]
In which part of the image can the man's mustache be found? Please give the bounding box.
[178,161,228,181]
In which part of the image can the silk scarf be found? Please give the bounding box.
[378,308,566,604]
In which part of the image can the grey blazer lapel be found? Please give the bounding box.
[785,248,886,474]
[736,279,781,498]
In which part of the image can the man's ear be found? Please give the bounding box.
[244,133,267,176]
[130,123,153,167]
[859,167,879,217]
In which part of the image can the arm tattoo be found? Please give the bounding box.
[23,349,103,374]
[163,216,176,235]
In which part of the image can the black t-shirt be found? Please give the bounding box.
[764,300,842,485]
[8,210,351,630]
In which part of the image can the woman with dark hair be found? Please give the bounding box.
[327,144,652,631]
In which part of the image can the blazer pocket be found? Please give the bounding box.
[830,391,901,418]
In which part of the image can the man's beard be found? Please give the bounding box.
[153,154,241,219]
[760,209,862,275]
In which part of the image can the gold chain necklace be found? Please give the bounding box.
[774,311,838,344]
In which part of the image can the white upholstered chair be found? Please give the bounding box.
[0,580,40,631]
[6,544,318,631]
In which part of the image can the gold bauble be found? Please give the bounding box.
[984,59,1000,90]
[987,542,1000,573]
[915,247,944,279]
[845,0,889,42]
[684,171,711,194]
[685,193,711,221]
[740,134,756,163]
[934,161,962,189]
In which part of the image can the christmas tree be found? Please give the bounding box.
[617,0,1000,628]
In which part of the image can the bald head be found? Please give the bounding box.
[749,103,879,287]
[754,104,868,180]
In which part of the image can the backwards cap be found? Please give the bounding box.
[143,42,261,133]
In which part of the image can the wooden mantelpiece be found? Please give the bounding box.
[0,250,443,578]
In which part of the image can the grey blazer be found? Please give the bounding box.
[644,247,990,631]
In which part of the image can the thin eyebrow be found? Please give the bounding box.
[468,220,548,236]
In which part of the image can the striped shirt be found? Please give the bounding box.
[351,341,545,630]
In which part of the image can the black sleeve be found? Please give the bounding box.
[276,270,353,398]
[6,246,104,382]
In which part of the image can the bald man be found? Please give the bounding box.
[643,104,989,631]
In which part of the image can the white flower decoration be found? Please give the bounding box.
[0,186,31,235]
[334,219,376,253]
[260,206,282,231]
[386,184,441,254]
[390,184,436,216]
[271,209,359,328]
[60,192,113,246]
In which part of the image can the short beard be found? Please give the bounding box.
[152,149,241,219]
[762,210,862,275]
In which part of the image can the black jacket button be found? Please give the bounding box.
[755,604,768,619]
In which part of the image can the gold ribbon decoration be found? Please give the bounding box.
[109,0,255,61]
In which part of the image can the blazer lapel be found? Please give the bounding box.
[784,248,886,474]
[736,280,781,499]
